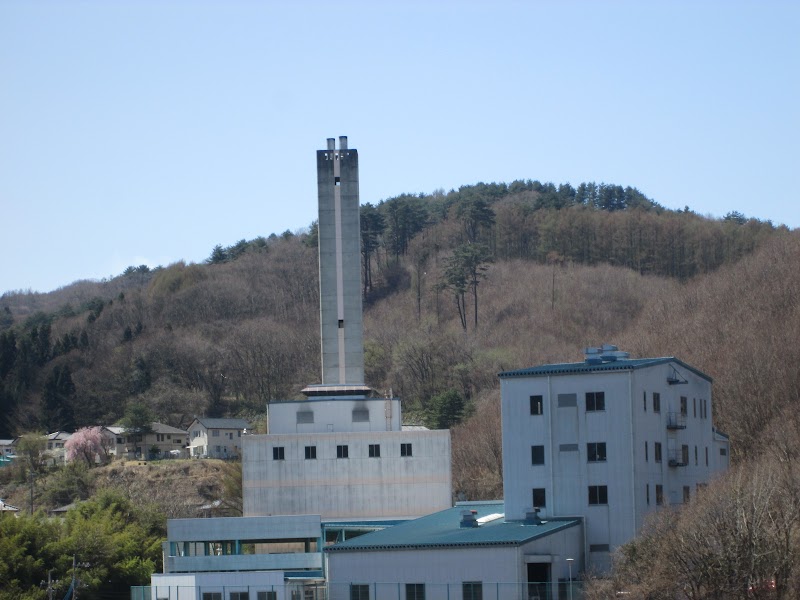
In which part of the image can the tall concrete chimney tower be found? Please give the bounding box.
[316,136,364,386]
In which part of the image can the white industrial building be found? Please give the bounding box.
[499,345,730,573]
[244,395,451,520]
[326,501,582,600]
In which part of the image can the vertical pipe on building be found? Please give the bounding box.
[629,371,637,544]
[547,375,554,517]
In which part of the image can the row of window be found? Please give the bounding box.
[531,442,607,465]
[530,391,710,418]
[202,592,275,600]
[273,443,413,461]
[644,392,708,418]
[644,482,706,506]
[351,582,483,600]
[532,485,608,508]
[531,392,606,413]
[644,441,712,467]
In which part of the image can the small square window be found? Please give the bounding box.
[463,582,482,600]
[532,487,546,508]
[587,442,607,462]
[337,444,349,459]
[401,443,413,457]
[368,444,380,458]
[588,485,608,505]
[530,395,543,415]
[272,446,285,460]
[350,585,370,600]
[586,391,605,411]
[212,430,220,437]
[531,445,545,465]
[405,583,425,600]
[305,446,316,460]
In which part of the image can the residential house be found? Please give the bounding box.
[188,418,250,459]
[106,422,188,460]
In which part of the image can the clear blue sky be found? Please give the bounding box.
[1,0,798,294]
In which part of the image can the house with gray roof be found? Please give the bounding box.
[188,417,250,459]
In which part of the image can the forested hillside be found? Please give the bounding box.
[0,180,792,502]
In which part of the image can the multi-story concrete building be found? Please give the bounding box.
[499,345,730,572]
[243,137,451,521]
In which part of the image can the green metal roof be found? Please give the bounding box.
[499,357,712,383]
[324,502,581,552]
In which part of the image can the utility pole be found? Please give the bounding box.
[29,469,34,515]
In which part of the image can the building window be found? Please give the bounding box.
[117,437,123,444]
[589,544,610,552]
[463,582,483,600]
[350,585,370,600]
[230,593,249,600]
[655,442,662,463]
[532,488,546,508]
[683,486,691,503]
[720,447,728,456]
[304,446,317,459]
[212,430,220,437]
[337,444,349,458]
[586,391,605,411]
[588,485,608,505]
[587,442,607,462]
[693,397,697,418]
[705,446,709,466]
[401,443,413,457]
[530,395,543,415]
[272,446,285,460]
[645,441,649,462]
[203,594,222,600]
[680,396,688,416]
[643,391,647,412]
[531,445,545,465]
[406,584,425,600]
[646,483,650,505]
[695,445,698,466]
[682,444,690,465]
[368,444,380,458]
[653,392,661,413]
[656,484,664,506]
[258,593,277,600]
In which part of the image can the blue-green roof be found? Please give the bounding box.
[499,357,712,383]
[324,502,581,552]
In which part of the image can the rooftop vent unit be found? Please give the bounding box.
[524,507,544,525]
[460,509,479,528]
[585,344,629,364]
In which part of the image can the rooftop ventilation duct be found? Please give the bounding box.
[460,509,479,528]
